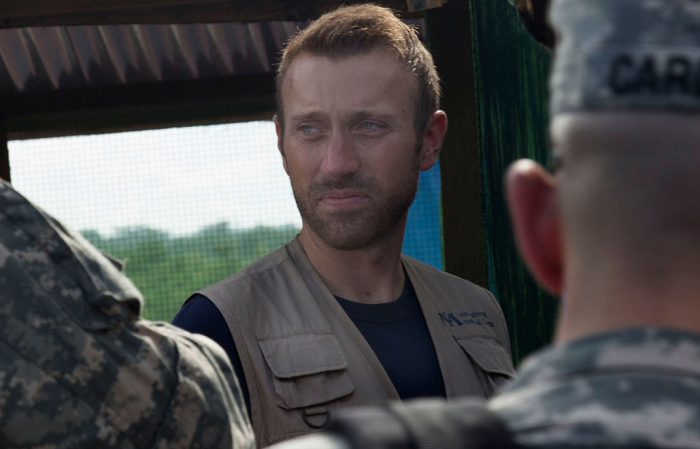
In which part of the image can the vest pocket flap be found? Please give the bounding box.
[258,334,348,378]
[456,337,515,377]
[259,334,354,410]
[271,368,354,410]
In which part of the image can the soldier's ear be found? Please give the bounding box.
[419,110,447,172]
[505,159,564,295]
[273,115,289,175]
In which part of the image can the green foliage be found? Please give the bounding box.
[81,223,300,322]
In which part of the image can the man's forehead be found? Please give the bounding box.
[283,49,412,86]
[280,50,418,118]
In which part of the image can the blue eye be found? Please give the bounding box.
[300,125,315,133]
[361,122,377,130]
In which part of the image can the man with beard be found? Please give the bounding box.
[173,4,513,447]
[265,1,700,448]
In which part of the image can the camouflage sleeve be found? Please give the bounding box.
[149,322,255,448]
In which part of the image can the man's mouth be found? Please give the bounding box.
[318,190,367,208]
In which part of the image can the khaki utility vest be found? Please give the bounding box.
[198,238,514,447]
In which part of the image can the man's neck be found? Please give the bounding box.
[555,263,700,344]
[298,227,406,305]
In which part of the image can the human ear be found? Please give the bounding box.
[505,159,564,295]
[418,110,448,171]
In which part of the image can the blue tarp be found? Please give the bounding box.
[403,161,443,270]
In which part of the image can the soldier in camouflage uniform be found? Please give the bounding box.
[490,0,700,447]
[268,0,700,448]
[0,179,255,448]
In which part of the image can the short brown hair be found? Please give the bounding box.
[276,4,441,137]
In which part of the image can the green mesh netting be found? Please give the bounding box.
[470,0,559,364]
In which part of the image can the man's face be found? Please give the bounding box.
[276,49,427,251]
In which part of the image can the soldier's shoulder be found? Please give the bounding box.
[490,329,700,448]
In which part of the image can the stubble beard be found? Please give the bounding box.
[292,159,420,251]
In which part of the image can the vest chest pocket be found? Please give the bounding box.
[456,336,515,395]
[258,333,355,429]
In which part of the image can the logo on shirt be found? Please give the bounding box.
[438,311,494,328]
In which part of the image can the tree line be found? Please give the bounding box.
[82,222,300,322]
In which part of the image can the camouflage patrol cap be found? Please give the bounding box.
[549,0,700,115]
[0,181,254,448]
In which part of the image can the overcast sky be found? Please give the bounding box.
[9,121,303,237]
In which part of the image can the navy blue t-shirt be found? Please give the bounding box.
[172,279,446,415]
[333,280,446,400]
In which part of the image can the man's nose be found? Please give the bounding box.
[320,131,360,177]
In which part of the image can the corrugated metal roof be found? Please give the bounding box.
[0,19,425,96]
[0,21,303,95]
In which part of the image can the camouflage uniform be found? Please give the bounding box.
[490,328,700,448]
[0,180,254,448]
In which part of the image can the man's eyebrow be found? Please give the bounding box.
[288,112,325,123]
[352,111,397,122]
[288,110,398,123]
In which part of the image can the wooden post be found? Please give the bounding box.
[426,1,486,287]
[0,118,10,182]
